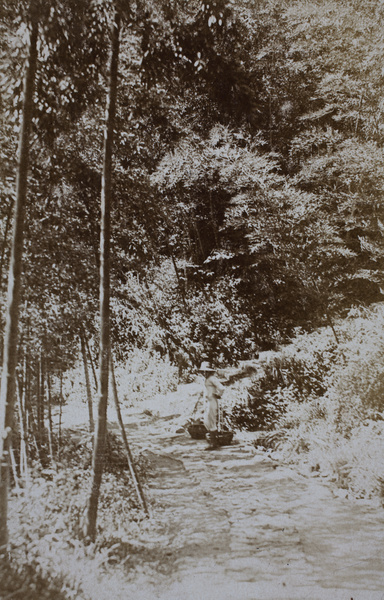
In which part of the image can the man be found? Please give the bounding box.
[199,361,225,450]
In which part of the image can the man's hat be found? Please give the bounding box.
[199,361,215,372]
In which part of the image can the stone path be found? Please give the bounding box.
[110,413,384,600]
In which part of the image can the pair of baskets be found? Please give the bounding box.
[187,419,233,446]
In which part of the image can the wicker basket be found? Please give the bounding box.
[215,431,234,446]
[187,423,208,439]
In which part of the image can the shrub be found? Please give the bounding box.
[114,346,179,406]
[252,303,384,501]
[229,350,332,431]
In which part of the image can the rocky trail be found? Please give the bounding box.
[107,410,384,600]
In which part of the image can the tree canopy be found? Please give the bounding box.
[1,0,383,372]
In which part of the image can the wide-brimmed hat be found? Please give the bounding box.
[199,361,215,372]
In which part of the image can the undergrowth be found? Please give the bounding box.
[64,345,179,409]
[4,429,151,600]
[229,350,331,431]
[115,346,179,405]
[3,347,179,600]
[245,303,384,502]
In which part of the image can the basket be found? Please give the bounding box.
[187,423,207,440]
[215,430,234,446]
[215,406,233,446]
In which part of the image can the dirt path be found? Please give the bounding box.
[108,412,384,600]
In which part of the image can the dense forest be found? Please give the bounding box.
[1,0,384,591]
[2,0,384,373]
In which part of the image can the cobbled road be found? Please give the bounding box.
[110,412,384,600]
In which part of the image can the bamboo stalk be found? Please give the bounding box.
[110,355,149,515]
[46,370,54,463]
[16,373,27,478]
[9,447,21,496]
[84,333,98,391]
[26,407,43,465]
[80,332,95,432]
[35,359,42,451]
[326,311,340,345]
[85,11,121,541]
[58,370,63,459]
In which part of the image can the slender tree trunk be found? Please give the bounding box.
[16,368,28,479]
[0,199,14,290]
[57,369,63,460]
[58,399,62,460]
[85,11,120,541]
[35,358,47,463]
[209,190,219,247]
[24,350,31,475]
[110,355,149,514]
[9,447,20,495]
[0,17,38,549]
[192,217,205,261]
[85,334,98,391]
[183,246,188,293]
[326,311,340,345]
[25,340,30,418]
[167,242,188,310]
[35,359,42,447]
[80,332,94,433]
[47,370,54,463]
[27,408,41,462]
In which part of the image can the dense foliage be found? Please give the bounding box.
[2,1,384,592]
[243,303,384,501]
[1,0,384,376]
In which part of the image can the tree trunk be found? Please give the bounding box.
[80,332,94,433]
[85,334,98,391]
[85,11,120,541]
[35,357,47,465]
[46,370,54,463]
[209,190,219,247]
[167,242,188,310]
[58,369,64,460]
[0,17,38,549]
[35,359,43,450]
[16,367,28,479]
[0,199,14,291]
[24,349,31,473]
